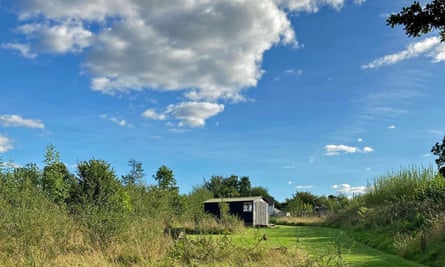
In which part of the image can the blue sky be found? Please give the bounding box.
[0,0,444,201]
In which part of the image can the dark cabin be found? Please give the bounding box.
[204,196,269,226]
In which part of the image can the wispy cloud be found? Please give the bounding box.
[295,185,313,189]
[278,0,365,13]
[362,37,444,69]
[324,144,374,156]
[388,125,396,129]
[0,114,45,129]
[100,114,128,127]
[0,135,13,153]
[1,43,37,59]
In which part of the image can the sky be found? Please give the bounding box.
[0,0,444,201]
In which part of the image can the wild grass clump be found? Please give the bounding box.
[0,179,77,266]
[326,166,445,266]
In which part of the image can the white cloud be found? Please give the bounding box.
[362,37,445,69]
[362,146,374,153]
[166,102,225,127]
[9,0,299,102]
[0,161,21,169]
[388,125,396,129]
[7,0,363,126]
[324,144,374,156]
[1,43,37,59]
[295,185,313,189]
[110,117,127,127]
[277,0,354,13]
[141,109,167,121]
[143,101,224,128]
[284,68,303,76]
[100,114,128,127]
[357,138,363,142]
[0,114,45,129]
[324,144,360,156]
[17,20,92,53]
[332,183,367,195]
[0,135,13,153]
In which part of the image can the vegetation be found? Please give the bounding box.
[388,0,445,41]
[1,136,445,265]
[431,135,445,177]
[326,167,445,266]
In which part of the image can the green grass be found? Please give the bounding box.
[233,226,426,267]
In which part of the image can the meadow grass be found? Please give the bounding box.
[271,215,326,226]
[229,225,426,267]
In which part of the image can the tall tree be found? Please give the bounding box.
[431,135,445,176]
[73,159,131,243]
[42,144,74,204]
[238,176,252,197]
[387,0,445,41]
[122,159,144,186]
[153,165,177,191]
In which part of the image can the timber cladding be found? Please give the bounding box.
[204,196,269,226]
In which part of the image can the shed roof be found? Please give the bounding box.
[204,196,270,204]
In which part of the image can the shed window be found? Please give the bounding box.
[243,203,252,212]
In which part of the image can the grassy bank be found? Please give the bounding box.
[326,167,445,266]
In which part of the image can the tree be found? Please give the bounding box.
[73,159,131,244]
[251,186,274,203]
[153,165,177,191]
[238,176,252,197]
[387,0,445,41]
[431,135,445,176]
[42,144,75,204]
[75,159,124,205]
[122,159,144,186]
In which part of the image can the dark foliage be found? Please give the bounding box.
[387,0,445,41]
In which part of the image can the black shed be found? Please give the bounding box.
[204,196,269,226]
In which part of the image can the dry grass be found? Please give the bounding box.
[273,216,326,226]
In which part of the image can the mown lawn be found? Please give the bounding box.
[231,225,425,267]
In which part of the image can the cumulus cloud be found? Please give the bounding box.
[362,37,445,69]
[9,0,297,102]
[332,183,367,195]
[0,114,45,129]
[0,135,13,153]
[143,102,224,128]
[324,144,374,156]
[16,20,93,53]
[6,0,363,126]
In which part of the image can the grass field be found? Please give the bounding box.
[228,225,425,267]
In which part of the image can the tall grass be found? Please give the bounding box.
[327,166,445,266]
[364,166,442,205]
